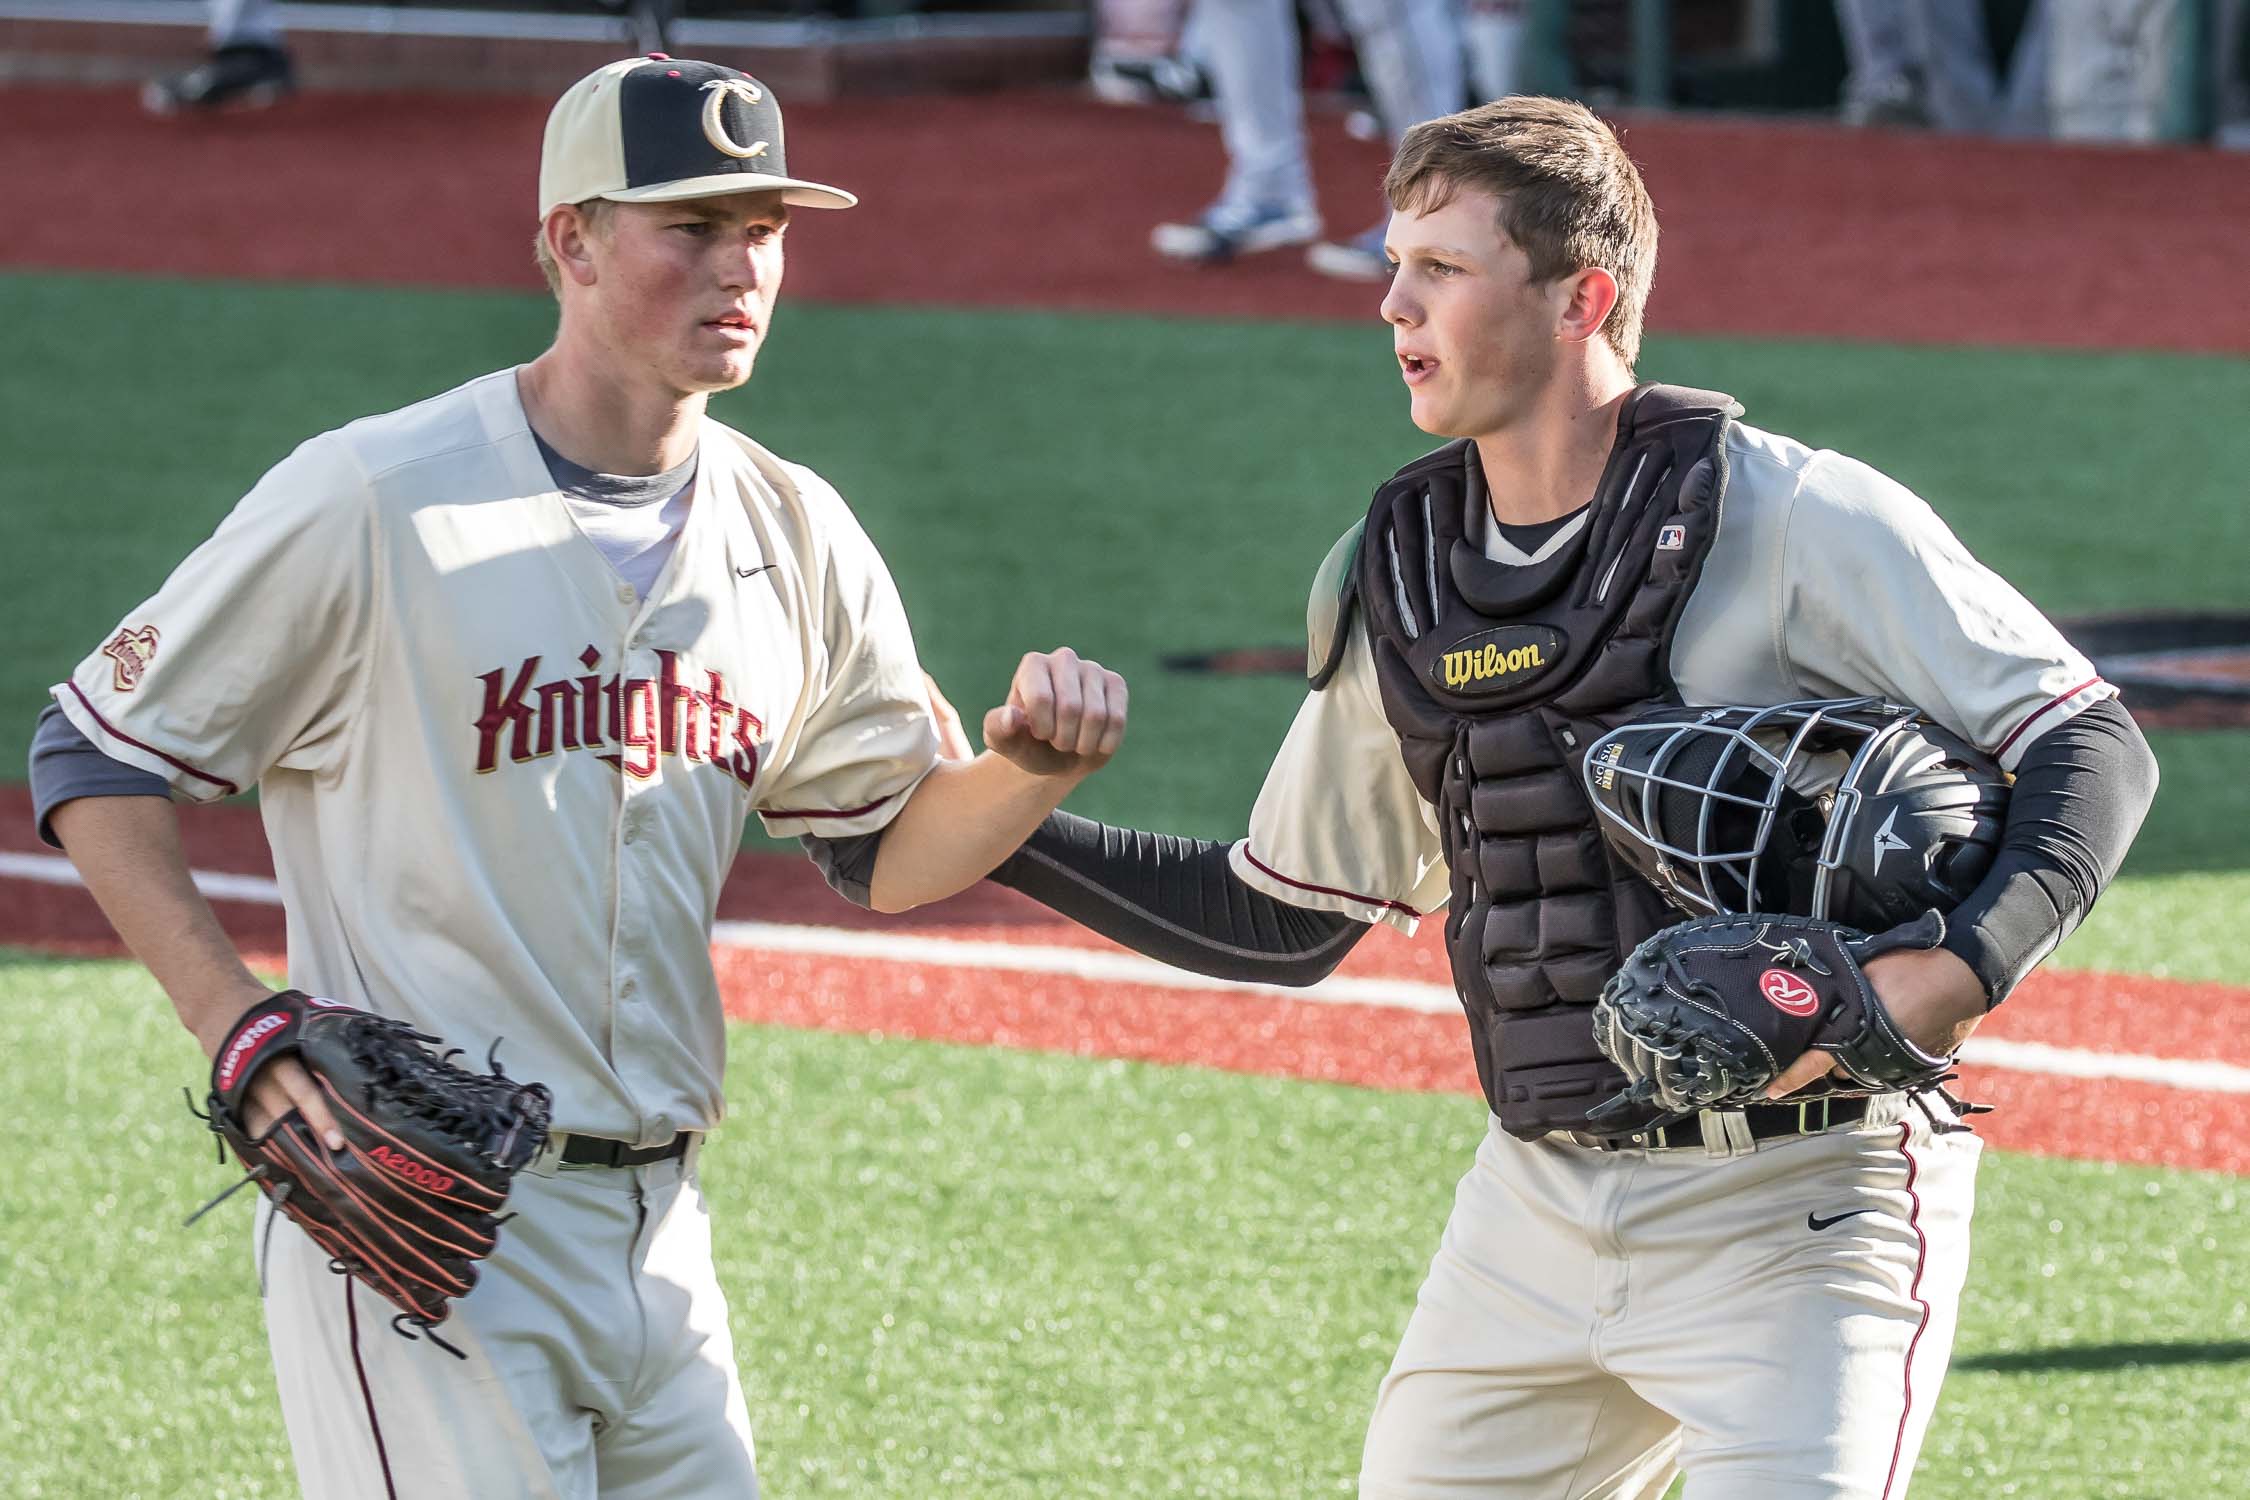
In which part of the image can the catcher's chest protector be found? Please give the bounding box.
[1359,385,1737,1137]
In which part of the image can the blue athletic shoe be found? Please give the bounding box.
[1150,202,1324,263]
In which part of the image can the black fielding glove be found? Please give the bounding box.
[195,990,552,1351]
[1587,912,1955,1129]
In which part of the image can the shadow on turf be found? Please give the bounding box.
[1956,1340,2250,1374]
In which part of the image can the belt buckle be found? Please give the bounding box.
[1700,1108,1757,1159]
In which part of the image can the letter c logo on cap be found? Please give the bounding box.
[700,79,770,161]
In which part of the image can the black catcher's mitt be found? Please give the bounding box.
[195,990,552,1352]
[1588,912,1955,1129]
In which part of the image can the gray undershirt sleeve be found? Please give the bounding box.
[800,830,885,909]
[28,701,172,848]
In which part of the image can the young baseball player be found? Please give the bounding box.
[30,56,1124,1499]
[979,97,2157,1497]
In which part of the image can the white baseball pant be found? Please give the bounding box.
[254,1142,760,1499]
[1360,1092,1982,1499]
[1194,0,1466,219]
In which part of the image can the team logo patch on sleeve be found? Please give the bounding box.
[101,626,161,691]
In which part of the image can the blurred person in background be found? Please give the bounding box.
[1150,0,1508,281]
[2023,0,2188,143]
[1090,0,1212,107]
[143,0,294,115]
[1463,1,1541,108]
[1832,0,2030,131]
[2222,0,2250,146]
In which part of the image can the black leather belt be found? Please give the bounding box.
[557,1133,697,1169]
[1567,1096,1871,1152]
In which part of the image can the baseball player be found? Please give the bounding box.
[30,56,1125,1498]
[979,97,2157,1496]
[1151,0,1467,278]
[143,0,294,114]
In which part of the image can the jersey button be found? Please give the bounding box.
[616,584,635,604]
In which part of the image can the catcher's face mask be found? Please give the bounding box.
[1581,697,2009,931]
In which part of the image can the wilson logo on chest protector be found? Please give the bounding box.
[1431,626,1566,696]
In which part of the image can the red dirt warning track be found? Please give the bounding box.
[4,85,2250,352]
[5,791,2245,1175]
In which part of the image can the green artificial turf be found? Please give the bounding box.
[3,954,2242,1498]
[2,271,2244,976]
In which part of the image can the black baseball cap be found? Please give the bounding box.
[538,55,856,218]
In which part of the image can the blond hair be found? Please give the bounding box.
[532,198,614,298]
[1384,97,1658,368]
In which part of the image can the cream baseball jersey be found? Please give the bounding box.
[55,369,938,1141]
[1232,419,2113,931]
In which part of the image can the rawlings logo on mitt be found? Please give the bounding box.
[192,991,552,1355]
[1587,912,1955,1130]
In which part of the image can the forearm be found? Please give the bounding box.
[987,809,1368,986]
[868,753,1085,912]
[1941,697,2158,1004]
[47,796,268,1055]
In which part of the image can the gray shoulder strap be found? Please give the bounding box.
[1307,521,1364,689]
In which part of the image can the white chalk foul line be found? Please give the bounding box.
[709,917,1467,1014]
[6,851,2246,1095]
[0,849,282,905]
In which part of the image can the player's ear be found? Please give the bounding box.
[1555,267,1620,347]
[546,205,603,289]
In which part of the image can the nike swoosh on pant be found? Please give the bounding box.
[1808,1208,1878,1231]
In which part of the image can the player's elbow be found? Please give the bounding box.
[865,881,922,916]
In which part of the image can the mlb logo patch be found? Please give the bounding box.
[1656,524,1687,552]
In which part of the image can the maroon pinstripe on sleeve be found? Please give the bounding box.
[61,680,240,796]
[1991,676,2109,763]
[1239,846,1423,917]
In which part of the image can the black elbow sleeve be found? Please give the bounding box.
[988,810,1369,986]
[1939,697,2157,1004]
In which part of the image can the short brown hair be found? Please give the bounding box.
[1384,97,1658,368]
[533,198,614,298]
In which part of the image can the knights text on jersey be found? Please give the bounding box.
[54,369,939,1141]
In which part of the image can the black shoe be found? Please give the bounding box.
[142,44,295,116]
[1089,53,1212,109]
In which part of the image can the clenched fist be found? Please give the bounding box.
[982,647,1128,778]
